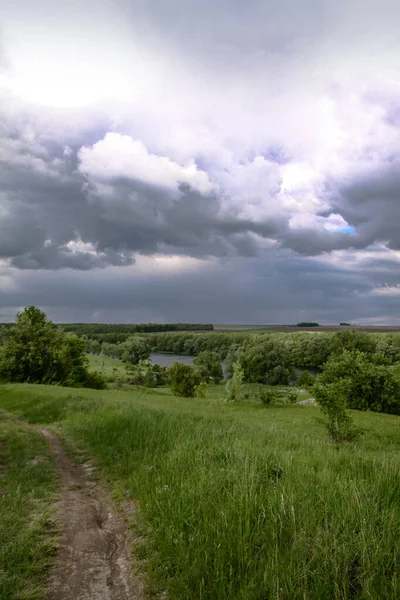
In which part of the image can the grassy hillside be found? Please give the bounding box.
[0,413,58,599]
[0,384,399,599]
[87,353,127,378]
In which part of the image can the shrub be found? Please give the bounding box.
[265,365,291,386]
[81,370,107,390]
[287,391,298,404]
[195,382,207,399]
[169,363,201,398]
[297,370,315,389]
[314,381,361,443]
[225,361,244,401]
[193,351,223,383]
[257,386,278,406]
[317,350,400,414]
[126,360,168,387]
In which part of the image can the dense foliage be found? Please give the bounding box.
[59,322,213,344]
[316,350,400,414]
[0,307,105,389]
[126,360,168,387]
[169,362,201,397]
[192,351,223,383]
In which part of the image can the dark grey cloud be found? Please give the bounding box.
[1,0,400,322]
[327,161,400,251]
[0,121,287,270]
[1,251,398,324]
[2,117,400,272]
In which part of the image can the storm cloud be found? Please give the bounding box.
[0,0,400,322]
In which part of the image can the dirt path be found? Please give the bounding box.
[37,427,144,600]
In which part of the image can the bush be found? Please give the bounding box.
[169,363,201,398]
[195,382,207,399]
[257,387,278,406]
[126,360,168,388]
[314,381,361,443]
[317,350,400,414]
[287,391,298,404]
[297,370,315,389]
[81,370,108,390]
[265,365,291,386]
[193,351,223,383]
[225,361,244,401]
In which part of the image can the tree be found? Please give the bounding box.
[297,370,315,389]
[120,336,150,365]
[317,350,400,414]
[314,380,360,443]
[193,351,223,383]
[265,365,291,386]
[225,361,244,401]
[331,329,376,356]
[0,306,102,388]
[169,362,201,397]
[239,338,291,384]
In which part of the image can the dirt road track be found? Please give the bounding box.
[37,427,144,600]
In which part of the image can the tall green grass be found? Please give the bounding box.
[0,412,58,599]
[1,384,399,599]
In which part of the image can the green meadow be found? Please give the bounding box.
[0,383,399,599]
[0,412,58,600]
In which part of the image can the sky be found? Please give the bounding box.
[1,0,400,324]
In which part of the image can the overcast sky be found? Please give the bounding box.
[1,0,400,323]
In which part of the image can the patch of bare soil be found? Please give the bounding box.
[37,428,144,600]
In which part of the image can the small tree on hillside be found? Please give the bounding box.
[225,361,244,401]
[297,370,315,389]
[169,362,201,398]
[314,380,360,443]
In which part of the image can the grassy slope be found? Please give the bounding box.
[87,353,127,378]
[0,384,399,600]
[0,412,58,600]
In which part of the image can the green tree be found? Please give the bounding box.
[317,350,400,414]
[314,380,360,443]
[297,370,315,389]
[169,362,201,397]
[120,336,150,365]
[225,361,244,401]
[0,306,101,388]
[331,329,376,356]
[193,351,223,383]
[240,338,291,384]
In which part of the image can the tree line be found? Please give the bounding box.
[2,309,400,417]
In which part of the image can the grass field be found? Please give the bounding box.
[0,383,399,599]
[87,353,127,378]
[0,412,58,600]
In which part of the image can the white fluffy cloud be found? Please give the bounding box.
[77,133,214,194]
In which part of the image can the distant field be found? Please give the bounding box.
[1,383,399,599]
[214,324,400,333]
